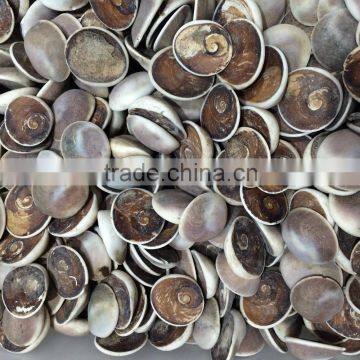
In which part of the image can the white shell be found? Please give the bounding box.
[39,0,88,11]
[53,318,89,337]
[345,0,360,20]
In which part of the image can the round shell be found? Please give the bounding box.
[281,208,339,264]
[173,20,233,76]
[289,0,320,26]
[24,20,69,82]
[291,276,345,323]
[0,0,14,44]
[201,83,241,142]
[236,324,265,357]
[240,270,292,329]
[150,274,204,326]
[65,27,129,87]
[47,245,88,300]
[278,67,343,132]
[150,46,214,101]
[2,264,48,318]
[111,188,165,245]
[343,47,360,102]
[218,19,265,90]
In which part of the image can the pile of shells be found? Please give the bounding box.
[0,0,359,359]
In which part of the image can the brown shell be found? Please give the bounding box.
[351,242,360,274]
[341,338,360,355]
[89,0,138,30]
[149,318,188,348]
[65,27,128,86]
[32,183,89,219]
[55,298,78,325]
[290,189,327,219]
[53,89,95,143]
[95,331,147,355]
[278,68,342,132]
[90,97,111,129]
[142,222,178,249]
[140,246,179,270]
[150,274,204,326]
[0,231,47,265]
[241,187,288,225]
[5,95,53,147]
[150,47,214,100]
[343,47,360,102]
[290,276,345,323]
[327,299,360,340]
[2,264,48,318]
[238,46,285,105]
[201,84,240,142]
[24,20,69,82]
[218,19,264,90]
[5,186,50,238]
[216,280,235,318]
[281,208,339,264]
[236,324,265,356]
[47,245,88,300]
[287,136,312,158]
[80,9,107,28]
[10,42,46,83]
[0,0,14,44]
[48,193,94,236]
[228,216,265,278]
[111,189,165,244]
[173,21,233,76]
[241,270,291,328]
[61,121,110,159]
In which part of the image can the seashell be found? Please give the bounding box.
[236,324,265,357]
[224,216,265,279]
[0,87,38,114]
[213,0,263,30]
[264,24,311,71]
[192,297,220,350]
[109,72,154,112]
[94,331,147,356]
[211,309,247,360]
[67,231,111,282]
[52,13,81,39]
[150,46,214,101]
[345,276,360,314]
[303,319,345,344]
[171,248,197,280]
[152,189,193,225]
[344,47,360,102]
[9,42,46,83]
[37,79,69,104]
[54,287,89,325]
[289,0,320,26]
[201,83,240,142]
[24,20,69,82]
[191,250,218,299]
[280,250,343,289]
[97,210,127,265]
[285,337,345,360]
[218,19,265,90]
[253,0,287,28]
[5,185,51,238]
[238,46,288,109]
[65,27,129,87]
[124,35,152,71]
[47,245,88,300]
[2,306,45,347]
[312,9,357,72]
[80,9,106,29]
[150,274,204,326]
[2,264,48,318]
[240,270,292,329]
[53,318,89,337]
[103,270,138,330]
[49,192,97,238]
[215,280,235,318]
[216,252,260,297]
[291,276,345,323]
[131,0,164,48]
[317,0,346,20]
[89,0,138,31]
[111,188,165,245]
[149,318,193,351]
[61,121,111,159]
[340,338,360,355]
[88,282,119,338]
[278,67,343,132]
[0,230,49,267]
[5,95,53,147]
[136,306,157,334]
[329,191,360,237]
[0,48,12,67]
[347,112,360,134]
[108,111,126,137]
[138,246,179,271]
[39,0,88,11]
[173,20,232,76]
[351,242,360,275]
[0,263,16,291]
[0,0,15,44]
[74,78,109,99]
[179,192,228,244]
[282,208,339,264]
[345,0,360,20]
[141,222,178,250]
[130,245,165,276]
[0,67,35,89]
